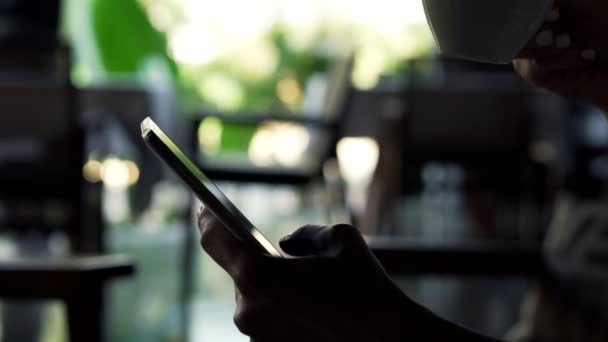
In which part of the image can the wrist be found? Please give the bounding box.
[371,284,502,341]
[365,283,436,341]
[352,282,414,342]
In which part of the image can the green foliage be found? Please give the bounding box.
[220,123,258,153]
[185,26,332,113]
[82,1,333,112]
[91,0,174,74]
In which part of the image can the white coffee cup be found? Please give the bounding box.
[423,0,554,64]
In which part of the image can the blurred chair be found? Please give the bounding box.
[364,59,555,242]
[0,43,92,252]
[80,83,192,341]
[0,32,133,342]
[356,59,560,338]
[80,85,168,216]
[192,56,354,184]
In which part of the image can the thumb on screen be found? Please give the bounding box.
[279,224,365,257]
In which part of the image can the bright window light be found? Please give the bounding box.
[139,0,433,92]
[248,122,311,168]
[249,129,276,167]
[198,74,245,111]
[83,159,102,183]
[169,25,217,65]
[125,161,141,186]
[100,157,141,189]
[198,116,224,155]
[276,77,302,107]
[337,137,380,185]
[336,137,380,213]
[101,158,130,189]
[273,123,310,167]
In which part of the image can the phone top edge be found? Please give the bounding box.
[141,116,153,138]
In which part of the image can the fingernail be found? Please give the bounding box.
[581,49,596,61]
[197,206,204,217]
[555,34,571,49]
[536,30,554,47]
[546,9,560,22]
[280,233,293,242]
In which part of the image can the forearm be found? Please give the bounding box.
[377,286,503,342]
[409,303,503,341]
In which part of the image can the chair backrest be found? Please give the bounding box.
[403,84,530,162]
[0,44,84,247]
[362,60,553,238]
[0,0,60,40]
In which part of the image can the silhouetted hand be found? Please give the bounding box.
[514,0,608,113]
[197,208,423,342]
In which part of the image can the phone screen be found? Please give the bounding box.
[141,117,282,257]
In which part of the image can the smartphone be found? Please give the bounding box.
[141,117,282,257]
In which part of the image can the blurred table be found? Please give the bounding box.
[0,254,134,342]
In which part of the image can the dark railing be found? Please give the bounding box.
[368,238,544,277]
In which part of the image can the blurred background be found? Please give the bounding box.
[0,0,607,341]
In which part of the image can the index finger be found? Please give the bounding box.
[198,207,255,278]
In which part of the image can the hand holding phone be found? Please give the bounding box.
[141,117,282,257]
